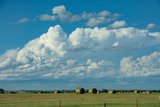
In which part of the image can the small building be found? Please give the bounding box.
[75,87,85,94]
[88,88,97,94]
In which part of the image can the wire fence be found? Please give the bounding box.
[0,99,160,107]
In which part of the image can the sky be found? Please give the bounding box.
[0,0,160,90]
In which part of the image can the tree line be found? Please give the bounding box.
[0,88,160,94]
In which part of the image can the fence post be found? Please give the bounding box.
[136,99,138,107]
[59,100,61,107]
[104,102,106,107]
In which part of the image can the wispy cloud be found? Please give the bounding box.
[38,14,56,21]
[17,18,29,24]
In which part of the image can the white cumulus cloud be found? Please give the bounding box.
[86,17,106,27]
[52,5,81,22]
[147,23,157,29]
[1,25,160,80]
[38,5,120,26]
[149,32,160,37]
[120,51,160,77]
[109,20,127,28]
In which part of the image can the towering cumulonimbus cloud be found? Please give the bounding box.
[17,25,68,64]
[0,25,160,80]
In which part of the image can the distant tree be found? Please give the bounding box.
[0,88,4,94]
[10,91,16,94]
[102,89,108,93]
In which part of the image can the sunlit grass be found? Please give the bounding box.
[0,93,160,107]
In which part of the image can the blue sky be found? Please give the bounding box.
[1,0,160,54]
[0,0,160,90]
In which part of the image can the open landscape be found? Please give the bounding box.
[0,93,160,107]
[0,1,160,107]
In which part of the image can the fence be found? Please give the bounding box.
[0,99,160,107]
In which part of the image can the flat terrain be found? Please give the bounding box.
[0,93,160,107]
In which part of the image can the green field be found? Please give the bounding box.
[0,93,160,107]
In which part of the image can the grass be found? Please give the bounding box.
[0,93,160,107]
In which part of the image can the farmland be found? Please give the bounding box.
[0,93,160,107]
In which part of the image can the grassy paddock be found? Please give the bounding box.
[0,93,160,107]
